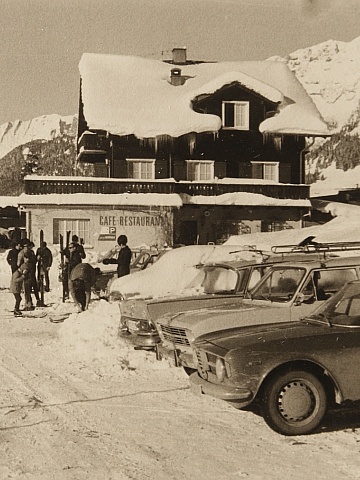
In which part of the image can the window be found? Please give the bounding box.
[251,161,279,182]
[261,221,292,233]
[186,160,214,181]
[127,159,155,179]
[53,218,90,245]
[222,101,249,130]
[252,267,306,302]
[313,268,358,296]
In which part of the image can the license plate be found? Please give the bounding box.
[127,320,138,332]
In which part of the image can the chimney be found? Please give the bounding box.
[172,47,187,65]
[170,68,185,86]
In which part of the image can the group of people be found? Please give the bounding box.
[62,234,92,313]
[7,238,53,316]
[68,234,132,313]
[7,233,132,317]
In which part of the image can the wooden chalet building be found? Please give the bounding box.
[19,48,330,250]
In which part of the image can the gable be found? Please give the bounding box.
[79,53,330,139]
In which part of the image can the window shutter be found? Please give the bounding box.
[155,159,168,179]
[223,102,234,127]
[279,164,291,183]
[214,161,226,179]
[252,163,263,179]
[127,160,134,178]
[173,160,187,181]
[238,163,252,179]
[113,158,127,178]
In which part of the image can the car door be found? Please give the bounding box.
[289,267,360,322]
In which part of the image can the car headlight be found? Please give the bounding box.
[185,329,195,344]
[215,357,226,382]
[110,292,124,302]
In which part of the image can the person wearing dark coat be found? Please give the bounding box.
[6,241,22,273]
[68,263,99,312]
[9,260,30,316]
[17,241,41,309]
[102,235,132,278]
[35,241,53,292]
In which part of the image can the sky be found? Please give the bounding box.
[1,0,360,125]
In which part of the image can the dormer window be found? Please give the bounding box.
[222,101,249,130]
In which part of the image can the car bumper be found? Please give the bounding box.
[119,326,160,349]
[156,344,195,369]
[189,372,253,407]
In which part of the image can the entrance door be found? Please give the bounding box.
[179,221,198,245]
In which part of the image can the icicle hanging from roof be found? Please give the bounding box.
[188,133,196,156]
[273,135,282,151]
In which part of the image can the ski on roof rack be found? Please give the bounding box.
[271,241,360,255]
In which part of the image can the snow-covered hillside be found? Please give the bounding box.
[269,36,360,131]
[0,114,77,159]
[1,35,360,196]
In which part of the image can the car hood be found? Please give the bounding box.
[157,300,290,338]
[194,319,328,352]
[121,293,244,321]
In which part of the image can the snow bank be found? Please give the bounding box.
[224,201,360,252]
[109,244,264,299]
[1,201,360,381]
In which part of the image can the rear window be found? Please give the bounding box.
[202,266,239,294]
[314,268,358,295]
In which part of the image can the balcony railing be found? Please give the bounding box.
[77,132,108,163]
[24,176,310,200]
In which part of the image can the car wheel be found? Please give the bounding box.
[261,370,327,436]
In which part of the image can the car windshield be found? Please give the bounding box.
[305,282,360,327]
[249,267,305,303]
[201,266,241,294]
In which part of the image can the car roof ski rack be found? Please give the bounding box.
[271,240,360,256]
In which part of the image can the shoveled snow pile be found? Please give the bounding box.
[0,200,360,374]
[225,202,360,253]
[109,244,265,299]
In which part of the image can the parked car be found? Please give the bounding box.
[118,255,271,351]
[94,248,165,296]
[189,279,360,436]
[156,249,360,371]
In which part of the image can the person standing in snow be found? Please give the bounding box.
[9,259,30,317]
[68,263,99,312]
[64,235,86,278]
[6,240,22,273]
[36,241,53,292]
[102,234,132,277]
[17,240,42,309]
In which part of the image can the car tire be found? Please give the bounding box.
[261,369,327,436]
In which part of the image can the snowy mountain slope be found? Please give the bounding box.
[0,114,77,160]
[1,35,360,196]
[268,35,360,131]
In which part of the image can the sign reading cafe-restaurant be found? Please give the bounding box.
[98,213,164,241]
[100,214,163,227]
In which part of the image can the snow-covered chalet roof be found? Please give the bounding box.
[79,52,330,139]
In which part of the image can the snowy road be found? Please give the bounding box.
[1,291,360,479]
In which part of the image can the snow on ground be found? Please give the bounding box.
[0,200,359,376]
[109,243,265,299]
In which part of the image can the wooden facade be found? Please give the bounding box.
[77,83,307,186]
